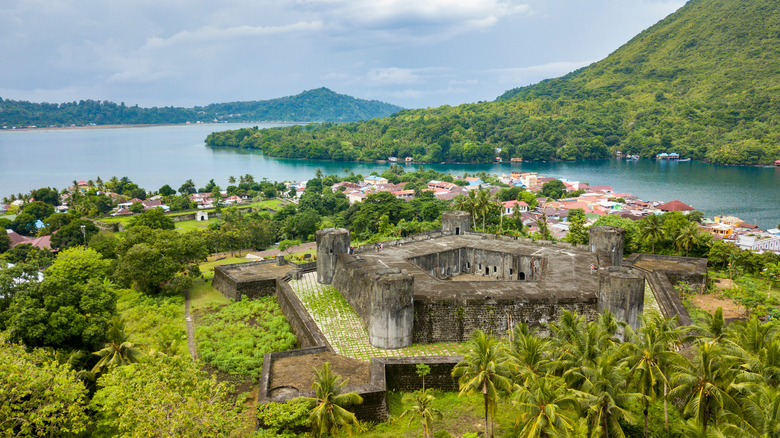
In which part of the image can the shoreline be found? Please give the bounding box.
[0,120,309,133]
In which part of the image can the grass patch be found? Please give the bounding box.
[199,257,253,280]
[173,217,221,232]
[116,289,188,356]
[357,390,518,438]
[195,296,297,381]
[190,280,232,310]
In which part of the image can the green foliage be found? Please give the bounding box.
[4,247,116,350]
[0,231,9,254]
[303,362,364,438]
[0,88,401,127]
[127,207,175,230]
[278,238,302,253]
[90,355,245,437]
[256,400,311,437]
[49,219,99,251]
[116,288,187,356]
[21,200,55,221]
[539,179,566,200]
[195,296,297,380]
[0,336,89,437]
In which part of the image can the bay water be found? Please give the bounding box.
[0,123,778,229]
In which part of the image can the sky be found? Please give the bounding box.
[0,0,686,110]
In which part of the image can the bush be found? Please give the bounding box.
[256,400,311,436]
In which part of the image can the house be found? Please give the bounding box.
[6,229,52,250]
[657,200,694,214]
[392,190,415,200]
[501,200,529,216]
[363,175,389,185]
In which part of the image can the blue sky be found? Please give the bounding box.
[0,0,685,109]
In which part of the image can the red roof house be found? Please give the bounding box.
[657,200,694,213]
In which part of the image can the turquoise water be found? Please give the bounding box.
[1,124,778,229]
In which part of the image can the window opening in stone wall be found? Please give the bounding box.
[493,266,497,273]
[456,227,460,235]
[519,272,526,280]
[485,267,489,275]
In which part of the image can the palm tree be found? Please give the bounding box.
[576,351,640,437]
[676,221,701,256]
[512,375,579,438]
[304,362,363,438]
[738,384,780,438]
[476,188,492,232]
[506,323,551,385]
[670,340,742,432]
[621,312,683,437]
[91,316,144,375]
[639,214,665,254]
[400,389,442,438]
[228,175,236,185]
[452,329,514,438]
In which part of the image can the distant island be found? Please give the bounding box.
[0,88,403,128]
[206,0,780,166]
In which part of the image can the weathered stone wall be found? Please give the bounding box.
[379,357,462,392]
[275,280,331,349]
[442,210,471,235]
[597,266,645,330]
[413,297,599,343]
[589,226,625,267]
[212,263,278,301]
[407,248,542,281]
[316,228,350,284]
[332,255,373,328]
[368,270,414,349]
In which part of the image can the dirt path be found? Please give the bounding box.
[184,290,198,360]
[248,241,317,258]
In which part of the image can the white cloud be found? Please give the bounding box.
[143,21,324,49]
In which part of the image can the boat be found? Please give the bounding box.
[678,158,691,162]
[626,154,640,160]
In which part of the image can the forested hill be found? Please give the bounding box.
[206,0,779,165]
[0,88,403,127]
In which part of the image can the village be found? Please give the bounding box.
[3,170,779,256]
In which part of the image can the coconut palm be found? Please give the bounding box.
[506,323,552,385]
[400,389,442,438]
[639,214,665,254]
[576,351,640,437]
[738,384,780,438]
[91,316,144,375]
[304,362,363,438]
[513,375,579,438]
[621,312,683,437]
[670,340,742,432]
[452,329,514,438]
[476,188,492,232]
[675,221,702,256]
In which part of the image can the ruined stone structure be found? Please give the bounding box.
[441,210,471,235]
[589,226,625,267]
[597,266,645,329]
[315,227,350,284]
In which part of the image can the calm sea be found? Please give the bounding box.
[1,123,778,229]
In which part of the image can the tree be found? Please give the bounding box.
[0,337,89,437]
[540,180,566,199]
[303,362,364,438]
[114,243,182,294]
[178,179,196,195]
[21,200,55,221]
[452,329,514,438]
[0,231,9,254]
[158,184,176,196]
[564,208,588,245]
[639,214,665,254]
[90,355,244,437]
[670,341,742,432]
[11,212,38,236]
[50,219,99,250]
[4,247,116,350]
[400,389,442,438]
[512,375,578,438]
[91,316,144,375]
[30,187,61,206]
[128,208,175,230]
[129,201,145,213]
[675,221,702,256]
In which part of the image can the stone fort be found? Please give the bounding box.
[316,211,650,349]
[213,210,706,422]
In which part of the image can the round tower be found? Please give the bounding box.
[442,210,471,235]
[597,266,645,330]
[588,226,625,267]
[368,269,414,349]
[316,228,350,284]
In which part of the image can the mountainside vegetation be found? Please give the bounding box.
[0,88,402,127]
[207,0,779,165]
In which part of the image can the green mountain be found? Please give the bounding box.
[0,88,403,128]
[208,0,779,165]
